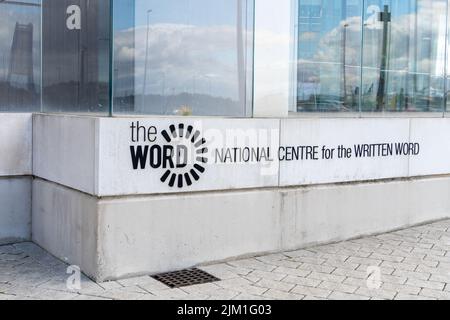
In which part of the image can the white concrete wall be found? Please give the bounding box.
[0,113,33,244]
[33,114,98,194]
[280,118,414,186]
[31,115,450,196]
[0,177,31,245]
[96,177,450,280]
[31,179,99,279]
[28,114,450,281]
[97,190,282,280]
[0,113,32,176]
[97,117,280,196]
[280,177,450,249]
[31,176,450,281]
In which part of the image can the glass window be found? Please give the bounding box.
[362,0,447,113]
[0,0,41,112]
[113,0,255,117]
[296,0,449,114]
[296,0,363,113]
[41,0,111,114]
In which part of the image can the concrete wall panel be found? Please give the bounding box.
[33,114,97,194]
[96,190,282,280]
[281,177,450,249]
[0,113,32,176]
[0,177,31,244]
[31,179,99,279]
[93,177,450,281]
[279,118,412,186]
[409,118,450,177]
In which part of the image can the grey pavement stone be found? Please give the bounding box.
[199,264,248,280]
[391,270,430,281]
[332,268,367,279]
[302,295,327,300]
[284,249,321,258]
[262,289,304,300]
[343,277,370,288]
[2,219,450,300]
[380,261,418,272]
[395,293,436,300]
[181,282,223,295]
[369,253,405,263]
[72,294,112,300]
[425,255,450,264]
[242,275,262,283]
[328,292,370,300]
[406,278,445,290]
[402,257,439,268]
[206,289,240,300]
[297,263,335,274]
[263,259,302,269]
[378,274,407,285]
[254,279,295,292]
[227,259,276,272]
[117,275,165,288]
[355,264,395,275]
[419,288,450,300]
[429,273,450,283]
[272,266,311,278]
[97,281,124,290]
[248,270,287,281]
[291,256,326,265]
[231,284,268,296]
[233,293,272,300]
[308,272,346,284]
[416,265,450,276]
[291,285,331,298]
[381,282,421,295]
[347,256,383,266]
[282,275,321,288]
[318,281,358,294]
[354,287,397,300]
[323,260,359,271]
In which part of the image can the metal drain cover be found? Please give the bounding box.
[152,268,220,288]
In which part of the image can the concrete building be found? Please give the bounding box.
[1,0,450,282]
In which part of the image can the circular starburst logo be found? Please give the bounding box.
[159,124,208,188]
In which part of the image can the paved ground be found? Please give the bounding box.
[1,220,450,300]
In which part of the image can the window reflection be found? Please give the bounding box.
[113,0,254,117]
[296,0,448,113]
[42,0,110,114]
[362,0,447,112]
[297,0,363,112]
[0,0,41,112]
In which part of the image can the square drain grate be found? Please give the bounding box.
[152,268,220,288]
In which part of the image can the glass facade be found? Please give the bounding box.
[297,0,362,112]
[42,0,111,114]
[0,0,41,112]
[113,0,255,117]
[4,0,450,116]
[296,0,450,114]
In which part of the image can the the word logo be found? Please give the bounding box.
[130,123,208,189]
[160,124,208,188]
